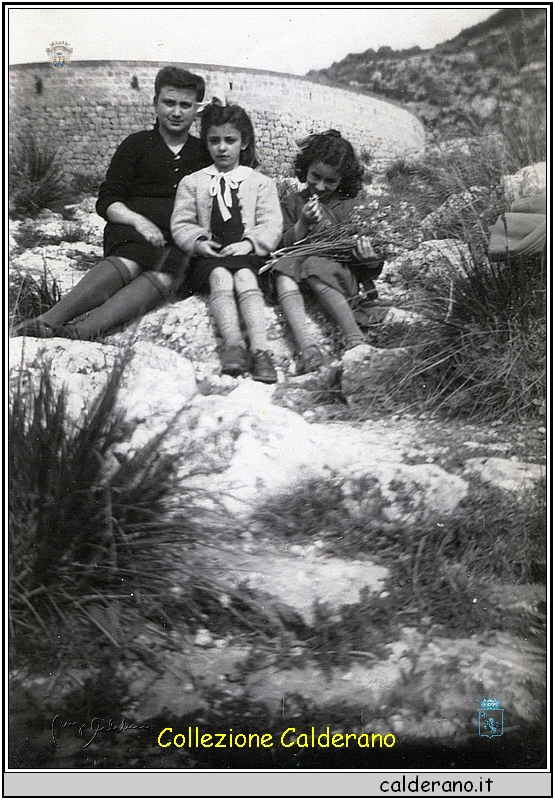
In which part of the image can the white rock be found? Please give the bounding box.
[120,341,198,429]
[382,307,430,328]
[341,343,375,364]
[243,554,388,625]
[193,629,214,647]
[463,457,545,495]
[374,462,468,518]
[502,162,546,206]
[11,247,94,295]
[382,239,473,289]
[9,337,197,439]
[341,345,412,401]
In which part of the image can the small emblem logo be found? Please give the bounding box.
[477,695,504,738]
[46,41,72,71]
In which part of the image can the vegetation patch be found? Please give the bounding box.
[8,359,273,674]
[9,134,70,218]
[250,473,546,638]
[8,270,63,331]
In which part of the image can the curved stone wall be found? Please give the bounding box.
[9,60,425,180]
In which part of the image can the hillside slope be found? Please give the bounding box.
[308,8,546,136]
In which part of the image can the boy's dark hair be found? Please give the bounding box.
[200,102,259,168]
[154,67,205,102]
[294,129,363,198]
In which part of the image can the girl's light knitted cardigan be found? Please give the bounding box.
[170,166,283,256]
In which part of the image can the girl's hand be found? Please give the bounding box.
[300,195,323,226]
[354,236,377,261]
[194,239,223,257]
[133,217,166,248]
[219,240,254,257]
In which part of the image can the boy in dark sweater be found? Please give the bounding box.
[15,66,211,340]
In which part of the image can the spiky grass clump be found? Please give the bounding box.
[8,360,268,667]
[9,134,69,218]
[500,104,547,169]
[390,252,547,421]
[383,142,507,263]
[405,321,546,421]
[68,171,102,200]
[386,134,507,209]
[8,271,63,331]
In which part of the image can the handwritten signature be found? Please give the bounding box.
[51,715,150,748]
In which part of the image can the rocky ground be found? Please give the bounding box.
[8,189,546,769]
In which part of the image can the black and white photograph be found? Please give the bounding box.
[7,3,548,790]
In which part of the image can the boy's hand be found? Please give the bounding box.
[133,217,166,248]
[353,235,377,261]
[194,239,223,257]
[219,240,254,257]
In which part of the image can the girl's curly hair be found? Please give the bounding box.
[200,102,258,168]
[294,130,363,198]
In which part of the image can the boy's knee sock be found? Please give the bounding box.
[237,287,268,352]
[310,281,364,345]
[277,287,314,351]
[69,272,166,339]
[210,289,244,347]
[39,256,131,329]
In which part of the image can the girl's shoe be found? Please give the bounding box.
[297,344,325,374]
[343,335,367,350]
[221,345,250,377]
[251,350,278,384]
[12,319,56,338]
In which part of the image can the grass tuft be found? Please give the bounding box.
[8,270,63,331]
[8,358,268,668]
[394,252,547,421]
[9,134,69,217]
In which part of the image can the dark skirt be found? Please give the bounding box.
[189,255,267,294]
[272,254,359,298]
[102,196,186,277]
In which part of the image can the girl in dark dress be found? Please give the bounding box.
[14,67,210,340]
[273,130,383,374]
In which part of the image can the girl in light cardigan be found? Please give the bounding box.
[171,103,282,383]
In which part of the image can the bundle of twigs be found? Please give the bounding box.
[260,215,371,274]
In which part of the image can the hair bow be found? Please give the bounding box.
[197,89,227,113]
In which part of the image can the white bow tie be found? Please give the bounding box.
[206,166,252,221]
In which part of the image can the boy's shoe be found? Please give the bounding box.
[297,344,325,374]
[221,345,250,377]
[251,350,278,384]
[56,323,82,340]
[12,319,56,338]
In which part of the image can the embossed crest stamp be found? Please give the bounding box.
[46,41,72,71]
[477,694,505,739]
